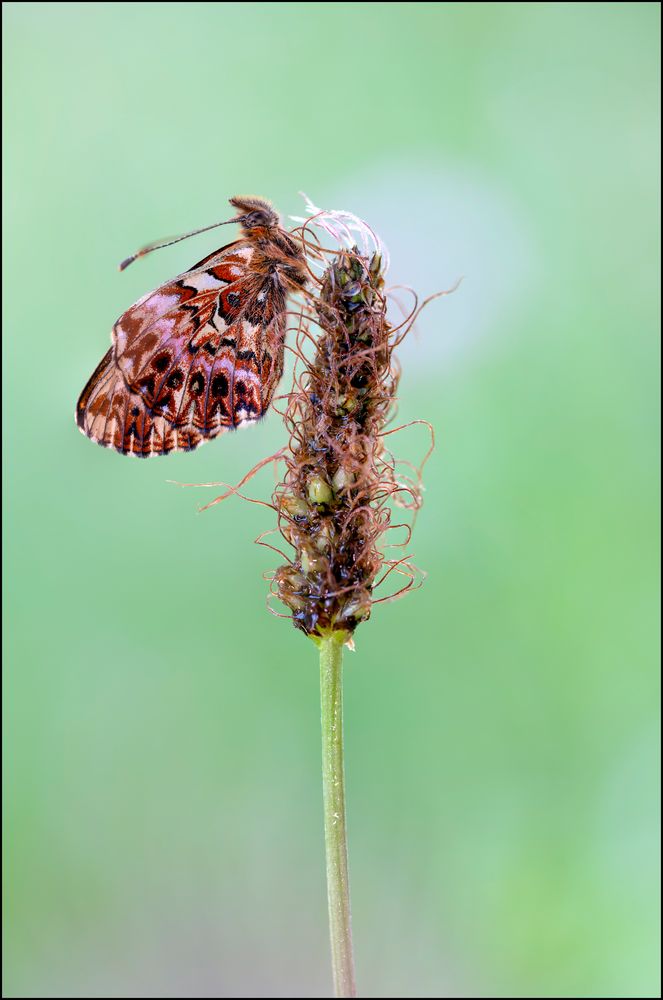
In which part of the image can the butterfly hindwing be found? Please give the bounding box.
[75,347,209,456]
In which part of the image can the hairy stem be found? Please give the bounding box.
[319,633,357,998]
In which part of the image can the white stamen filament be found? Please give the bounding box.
[291,192,390,275]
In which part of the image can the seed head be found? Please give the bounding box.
[273,244,412,640]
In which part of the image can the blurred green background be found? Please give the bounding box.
[3,3,660,997]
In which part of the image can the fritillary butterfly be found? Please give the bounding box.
[76,196,307,456]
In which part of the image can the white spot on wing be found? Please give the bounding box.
[185,272,223,292]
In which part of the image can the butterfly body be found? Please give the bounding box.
[76,197,307,456]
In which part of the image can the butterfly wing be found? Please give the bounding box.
[75,347,209,455]
[76,241,288,456]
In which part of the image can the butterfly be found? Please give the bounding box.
[76,196,308,457]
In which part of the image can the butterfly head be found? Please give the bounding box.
[230,196,307,289]
[229,196,281,232]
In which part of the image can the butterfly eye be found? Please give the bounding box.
[241,208,279,230]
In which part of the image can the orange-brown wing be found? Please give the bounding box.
[76,242,287,456]
[112,243,254,386]
[75,348,209,456]
[113,250,287,433]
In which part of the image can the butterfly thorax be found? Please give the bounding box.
[231,196,307,289]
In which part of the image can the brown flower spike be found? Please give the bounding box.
[273,242,422,640]
[268,206,451,997]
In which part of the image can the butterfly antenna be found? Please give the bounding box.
[119,216,241,271]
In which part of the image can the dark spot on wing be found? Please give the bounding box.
[211,373,229,397]
[190,372,205,395]
[139,376,156,398]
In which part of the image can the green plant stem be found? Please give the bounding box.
[319,633,357,998]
